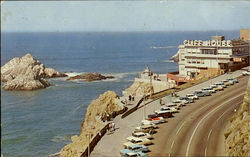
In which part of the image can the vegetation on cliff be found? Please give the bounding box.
[224,79,250,156]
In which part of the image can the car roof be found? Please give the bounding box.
[133,132,145,136]
[129,144,145,149]
[126,152,137,155]
[120,149,133,153]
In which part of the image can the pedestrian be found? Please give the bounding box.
[132,96,134,101]
[107,114,110,121]
[129,95,131,101]
[112,122,115,131]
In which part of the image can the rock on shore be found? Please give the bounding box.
[224,80,250,156]
[1,53,67,90]
[170,51,179,62]
[60,91,124,157]
[124,81,153,97]
[67,72,114,82]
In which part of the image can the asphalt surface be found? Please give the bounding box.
[148,76,249,157]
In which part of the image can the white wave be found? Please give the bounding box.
[51,135,71,143]
[65,72,85,77]
[162,60,175,63]
[103,71,139,79]
[52,71,139,83]
[150,46,176,49]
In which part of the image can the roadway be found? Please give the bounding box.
[148,75,249,157]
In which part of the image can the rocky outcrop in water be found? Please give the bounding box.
[67,72,114,82]
[60,91,125,157]
[1,53,67,90]
[224,80,250,156]
[170,51,179,62]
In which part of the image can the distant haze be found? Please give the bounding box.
[1,1,249,32]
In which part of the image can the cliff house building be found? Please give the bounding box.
[176,36,249,81]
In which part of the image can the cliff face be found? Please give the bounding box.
[224,79,250,156]
[124,81,153,97]
[60,91,124,157]
[1,53,66,90]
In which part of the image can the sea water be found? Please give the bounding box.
[1,31,239,157]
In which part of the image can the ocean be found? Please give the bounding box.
[1,31,239,157]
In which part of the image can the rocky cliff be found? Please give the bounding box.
[124,81,153,97]
[224,79,250,156]
[60,91,124,157]
[67,72,114,82]
[1,53,67,90]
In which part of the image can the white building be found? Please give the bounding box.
[177,36,249,80]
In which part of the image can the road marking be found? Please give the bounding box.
[185,93,244,156]
[204,101,242,156]
[176,121,186,136]
[207,128,213,141]
[216,101,242,122]
[168,121,186,157]
[205,146,207,157]
[168,140,175,157]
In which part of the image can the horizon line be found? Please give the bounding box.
[1,29,243,33]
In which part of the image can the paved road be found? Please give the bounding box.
[148,76,249,157]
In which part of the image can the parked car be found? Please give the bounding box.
[147,113,160,119]
[132,132,153,139]
[202,90,211,96]
[172,99,185,106]
[227,78,238,83]
[127,136,150,142]
[154,110,173,118]
[186,93,199,100]
[193,90,206,97]
[242,69,250,76]
[128,144,149,153]
[123,137,152,148]
[222,80,234,86]
[141,117,166,125]
[210,85,224,91]
[177,97,190,104]
[121,151,148,157]
[215,82,227,88]
[134,125,156,134]
[202,87,216,93]
[120,149,135,156]
[160,106,179,113]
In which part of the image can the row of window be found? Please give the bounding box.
[186,59,205,64]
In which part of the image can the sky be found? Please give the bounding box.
[1,1,249,32]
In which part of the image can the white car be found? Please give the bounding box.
[202,87,216,93]
[160,106,179,113]
[141,117,166,125]
[123,137,152,148]
[132,132,153,139]
[126,136,150,142]
[242,69,250,76]
[186,94,199,100]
